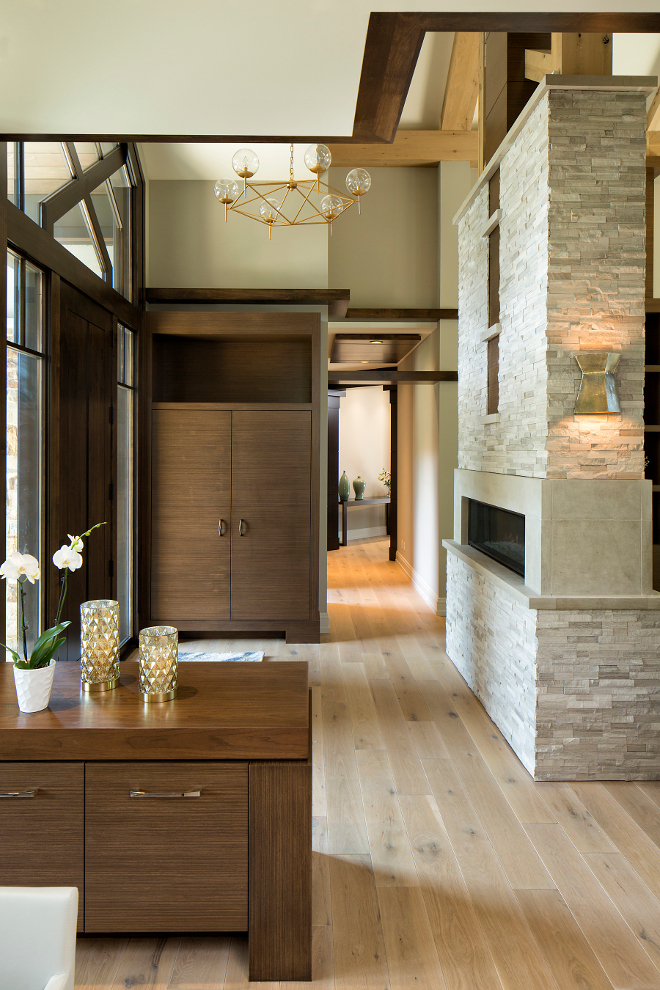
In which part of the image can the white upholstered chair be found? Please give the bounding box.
[0,886,78,990]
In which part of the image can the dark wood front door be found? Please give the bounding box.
[51,281,114,658]
[231,410,311,620]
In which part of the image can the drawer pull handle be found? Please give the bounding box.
[0,789,37,798]
[129,789,202,799]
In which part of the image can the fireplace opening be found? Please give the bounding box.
[467,499,525,577]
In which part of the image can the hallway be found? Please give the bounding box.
[75,538,660,989]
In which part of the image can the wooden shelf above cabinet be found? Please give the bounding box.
[146,287,351,318]
[342,308,457,322]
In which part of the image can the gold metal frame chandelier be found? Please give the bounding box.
[214,144,371,239]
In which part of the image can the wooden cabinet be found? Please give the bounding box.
[151,408,312,625]
[151,409,232,621]
[0,661,311,982]
[142,312,321,642]
[0,762,85,930]
[85,762,248,932]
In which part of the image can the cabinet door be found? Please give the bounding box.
[85,762,248,931]
[151,409,231,620]
[0,763,84,930]
[231,411,311,620]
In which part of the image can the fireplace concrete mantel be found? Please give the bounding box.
[452,469,654,599]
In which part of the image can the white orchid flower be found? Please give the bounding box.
[0,551,41,583]
[53,544,83,571]
[67,534,84,552]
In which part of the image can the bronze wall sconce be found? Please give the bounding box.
[574,352,621,414]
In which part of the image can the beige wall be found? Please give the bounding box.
[338,387,391,539]
[327,167,439,308]
[147,180,328,288]
[396,161,473,613]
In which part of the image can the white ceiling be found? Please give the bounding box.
[139,31,459,181]
[1,2,659,139]
[139,29,660,182]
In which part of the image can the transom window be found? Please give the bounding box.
[6,141,135,301]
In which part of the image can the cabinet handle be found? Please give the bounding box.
[129,789,202,799]
[238,518,246,536]
[0,789,37,798]
[218,519,226,536]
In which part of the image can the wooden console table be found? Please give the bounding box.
[339,496,390,546]
[0,661,311,982]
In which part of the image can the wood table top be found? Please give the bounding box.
[0,661,309,761]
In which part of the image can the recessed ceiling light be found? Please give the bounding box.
[370,339,384,344]
[360,360,369,364]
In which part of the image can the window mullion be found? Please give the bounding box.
[82,195,111,281]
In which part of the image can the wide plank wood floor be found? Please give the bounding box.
[76,538,660,989]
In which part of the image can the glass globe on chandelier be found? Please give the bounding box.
[213,143,371,239]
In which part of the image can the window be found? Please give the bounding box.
[6,250,45,659]
[23,142,75,225]
[487,168,500,416]
[117,324,135,644]
[9,141,135,300]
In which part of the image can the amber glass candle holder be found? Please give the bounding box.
[138,625,178,702]
[80,599,120,692]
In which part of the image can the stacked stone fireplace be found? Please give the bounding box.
[444,75,660,780]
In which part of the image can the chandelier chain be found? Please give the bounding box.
[290,144,295,184]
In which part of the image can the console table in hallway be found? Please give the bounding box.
[0,660,311,983]
[339,496,390,546]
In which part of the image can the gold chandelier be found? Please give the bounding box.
[214,143,371,239]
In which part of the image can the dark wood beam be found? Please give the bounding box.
[343,308,457,322]
[41,146,127,230]
[328,370,457,384]
[146,287,350,317]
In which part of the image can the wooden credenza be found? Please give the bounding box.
[0,661,311,982]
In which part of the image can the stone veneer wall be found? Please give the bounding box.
[446,553,537,775]
[457,89,647,481]
[546,90,646,480]
[536,609,660,779]
[446,553,660,780]
[457,98,549,477]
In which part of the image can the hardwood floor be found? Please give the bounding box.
[76,538,660,989]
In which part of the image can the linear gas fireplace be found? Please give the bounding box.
[467,499,525,578]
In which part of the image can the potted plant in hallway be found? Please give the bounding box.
[1,522,105,712]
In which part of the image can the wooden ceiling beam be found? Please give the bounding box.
[328,130,478,168]
[343,308,457,322]
[328,369,457,384]
[441,33,480,131]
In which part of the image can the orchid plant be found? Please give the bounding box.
[1,522,106,669]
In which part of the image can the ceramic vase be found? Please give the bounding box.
[338,471,350,502]
[353,476,366,500]
[13,659,56,713]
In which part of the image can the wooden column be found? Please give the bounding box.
[327,391,343,551]
[389,386,398,562]
[647,167,658,301]
[552,32,612,75]
[480,32,551,169]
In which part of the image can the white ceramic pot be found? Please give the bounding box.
[13,659,56,713]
